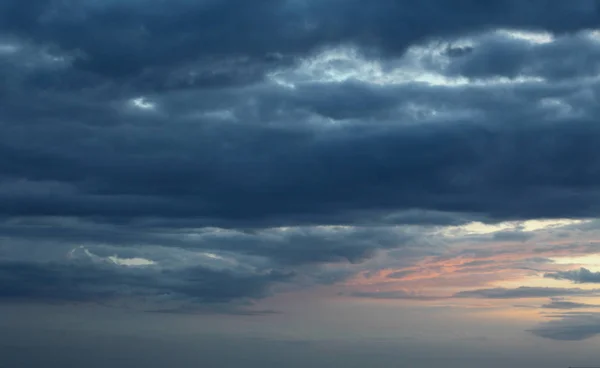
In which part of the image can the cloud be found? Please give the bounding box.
[3,70,600,229]
[529,313,600,341]
[545,268,600,283]
[347,290,440,301]
[3,0,600,307]
[541,300,600,310]
[387,270,418,279]
[1,0,598,86]
[0,2,600,228]
[453,287,599,299]
[0,257,291,305]
[3,88,600,227]
[443,31,600,81]
[491,231,534,242]
[0,220,423,266]
[145,305,281,316]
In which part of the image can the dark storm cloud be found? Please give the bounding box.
[0,219,421,266]
[3,0,600,307]
[2,2,600,228]
[1,0,598,85]
[545,268,600,284]
[3,64,600,227]
[0,259,291,304]
[3,104,600,227]
[529,313,600,341]
[453,287,599,299]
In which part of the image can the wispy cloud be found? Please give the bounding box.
[453,287,599,299]
[541,299,600,310]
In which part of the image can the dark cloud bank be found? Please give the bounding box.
[2,0,600,310]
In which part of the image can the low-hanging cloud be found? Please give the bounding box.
[0,257,292,305]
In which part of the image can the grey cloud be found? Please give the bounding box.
[444,32,600,81]
[3,16,600,228]
[523,257,555,264]
[453,287,599,299]
[458,229,535,244]
[348,290,440,301]
[440,257,554,276]
[541,300,600,310]
[545,268,600,284]
[2,0,598,87]
[168,226,418,266]
[277,265,360,293]
[3,0,600,306]
[387,270,418,279]
[146,306,281,316]
[491,231,534,242]
[4,99,600,227]
[529,313,600,341]
[462,257,553,268]
[0,259,291,305]
[461,260,497,267]
[4,62,600,228]
[0,220,421,266]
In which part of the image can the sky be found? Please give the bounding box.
[2,0,600,367]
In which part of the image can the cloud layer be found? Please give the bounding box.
[2,0,600,311]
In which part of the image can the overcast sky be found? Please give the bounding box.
[2,0,600,367]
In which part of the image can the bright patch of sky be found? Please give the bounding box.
[550,255,600,272]
[68,246,156,267]
[107,255,156,267]
[589,29,600,41]
[500,29,555,44]
[0,43,19,54]
[268,45,468,87]
[268,33,548,89]
[440,219,589,238]
[130,97,156,110]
